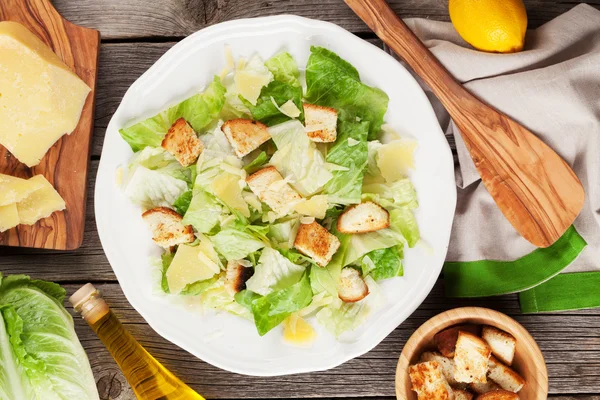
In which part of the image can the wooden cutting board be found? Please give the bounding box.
[0,0,100,250]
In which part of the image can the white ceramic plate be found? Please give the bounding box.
[95,15,456,376]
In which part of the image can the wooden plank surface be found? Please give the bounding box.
[2,0,600,398]
[0,0,100,249]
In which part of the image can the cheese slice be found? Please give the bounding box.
[377,139,417,183]
[166,243,218,295]
[17,175,66,225]
[0,21,91,167]
[234,55,273,106]
[211,172,250,218]
[0,173,44,206]
[293,195,328,219]
[0,203,20,233]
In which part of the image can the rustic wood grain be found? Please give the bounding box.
[0,0,100,250]
[49,0,600,39]
[63,283,600,399]
[346,0,585,248]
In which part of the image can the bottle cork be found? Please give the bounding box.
[69,283,109,325]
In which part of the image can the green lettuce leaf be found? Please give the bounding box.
[389,208,420,248]
[316,276,383,337]
[173,190,192,215]
[0,274,99,400]
[245,247,305,296]
[251,273,313,336]
[265,52,301,87]
[160,252,175,293]
[305,46,389,139]
[201,279,253,320]
[323,121,369,204]
[182,189,222,234]
[244,151,269,175]
[211,229,266,261]
[243,81,303,126]
[269,120,333,196]
[125,166,188,209]
[234,290,261,310]
[361,245,404,281]
[119,76,226,152]
[180,277,220,296]
[363,178,418,209]
[344,229,404,266]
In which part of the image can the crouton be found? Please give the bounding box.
[337,201,390,234]
[454,389,474,400]
[294,221,340,267]
[475,390,519,400]
[246,166,301,215]
[409,361,455,400]
[454,331,492,383]
[482,326,517,366]
[161,118,203,167]
[303,103,338,143]
[338,267,369,303]
[225,260,254,295]
[487,356,525,393]
[221,118,271,157]
[469,381,501,394]
[435,325,482,358]
[142,207,195,248]
[421,352,460,386]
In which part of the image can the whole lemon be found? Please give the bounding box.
[449,0,528,53]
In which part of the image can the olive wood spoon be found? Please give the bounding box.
[345,0,584,247]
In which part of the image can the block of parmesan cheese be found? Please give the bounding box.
[16,175,66,225]
[0,173,44,206]
[0,21,91,167]
[0,203,20,233]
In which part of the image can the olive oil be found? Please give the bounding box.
[71,284,204,400]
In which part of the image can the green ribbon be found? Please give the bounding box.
[519,271,600,313]
[444,225,587,298]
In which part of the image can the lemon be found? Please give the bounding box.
[449,0,528,53]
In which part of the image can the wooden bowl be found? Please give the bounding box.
[396,307,548,399]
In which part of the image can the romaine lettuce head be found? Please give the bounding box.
[0,274,99,400]
[316,276,383,337]
[119,76,226,152]
[305,46,389,139]
[125,166,188,209]
[269,120,333,196]
[323,121,369,205]
[245,247,305,296]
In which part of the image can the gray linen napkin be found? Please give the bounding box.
[398,4,600,272]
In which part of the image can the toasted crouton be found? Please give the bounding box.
[294,221,340,267]
[454,389,474,400]
[161,118,203,167]
[487,356,525,393]
[303,103,338,143]
[337,201,390,234]
[221,119,271,157]
[482,326,517,366]
[469,381,501,394]
[421,352,460,386]
[225,260,254,295]
[435,325,482,358]
[142,207,195,248]
[338,267,369,302]
[454,331,492,383]
[475,390,519,400]
[246,166,301,215]
[409,361,455,400]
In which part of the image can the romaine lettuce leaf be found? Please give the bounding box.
[119,76,226,152]
[245,247,305,296]
[243,81,303,126]
[234,54,274,105]
[363,178,419,209]
[269,120,333,196]
[251,272,313,336]
[305,46,389,139]
[211,229,266,261]
[361,245,404,281]
[244,151,268,175]
[0,274,99,400]
[201,278,253,320]
[173,190,192,215]
[265,52,301,87]
[124,166,188,209]
[344,229,404,266]
[182,189,222,234]
[389,208,420,248]
[323,121,369,204]
[127,147,192,184]
[316,276,383,337]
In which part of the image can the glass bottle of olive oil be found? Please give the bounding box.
[70,284,204,400]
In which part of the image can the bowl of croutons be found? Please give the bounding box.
[396,307,548,400]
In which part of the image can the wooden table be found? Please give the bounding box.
[3,0,600,399]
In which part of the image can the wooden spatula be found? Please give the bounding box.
[345,0,584,248]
